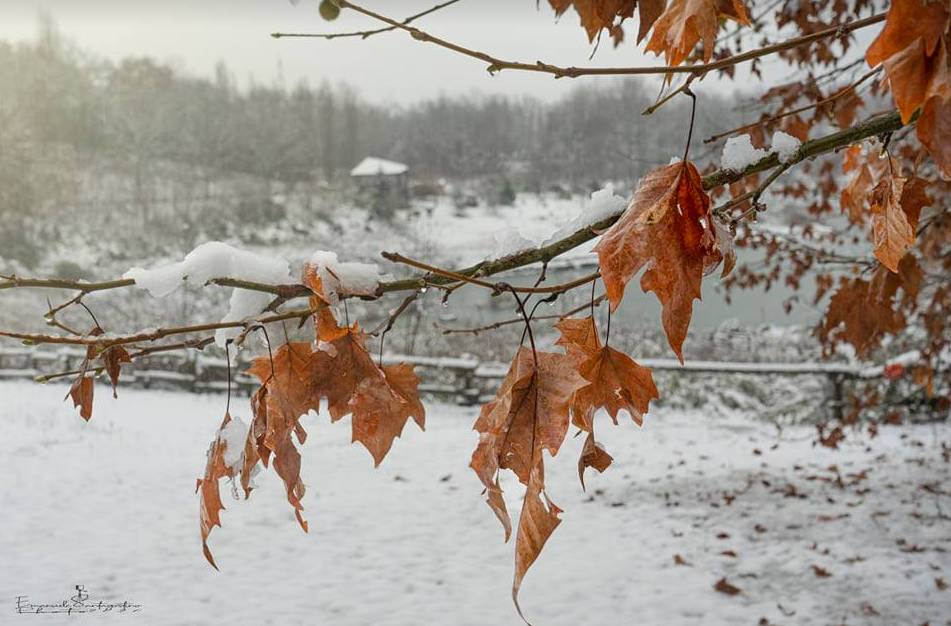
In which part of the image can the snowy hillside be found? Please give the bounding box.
[1,381,948,625]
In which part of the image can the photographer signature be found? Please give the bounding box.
[15,585,142,615]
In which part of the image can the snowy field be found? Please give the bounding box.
[1,380,949,625]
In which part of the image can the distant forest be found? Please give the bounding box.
[0,17,742,268]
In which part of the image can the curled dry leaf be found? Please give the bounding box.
[595,161,729,362]
[865,0,951,176]
[714,576,742,595]
[548,0,636,44]
[578,433,613,490]
[68,377,94,421]
[917,93,951,179]
[200,262,427,562]
[469,346,587,619]
[869,171,912,273]
[196,412,239,570]
[839,150,931,269]
[349,362,426,467]
[818,256,923,358]
[246,342,316,531]
[64,326,130,420]
[646,0,750,68]
[555,316,657,488]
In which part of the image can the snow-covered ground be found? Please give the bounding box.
[1,380,949,625]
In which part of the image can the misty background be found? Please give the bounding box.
[0,7,821,362]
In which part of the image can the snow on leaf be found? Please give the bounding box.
[196,412,240,570]
[645,0,750,68]
[594,161,727,362]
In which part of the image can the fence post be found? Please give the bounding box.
[830,373,845,422]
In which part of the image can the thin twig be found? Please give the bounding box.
[704,67,881,143]
[382,252,599,295]
[332,2,883,79]
[442,294,608,335]
[273,0,461,40]
[643,74,696,116]
[3,306,316,347]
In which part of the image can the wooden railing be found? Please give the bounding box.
[0,345,891,417]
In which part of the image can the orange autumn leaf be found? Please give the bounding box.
[864,0,951,176]
[68,376,94,421]
[818,256,923,358]
[196,412,241,570]
[577,432,613,490]
[63,326,130,420]
[554,316,658,430]
[879,38,949,124]
[548,0,636,43]
[246,342,321,531]
[302,263,349,343]
[839,148,877,224]
[469,346,587,617]
[869,170,930,273]
[865,0,949,69]
[247,342,322,433]
[917,93,951,179]
[101,345,131,398]
[869,171,913,272]
[594,161,728,362]
[349,362,426,466]
[555,316,657,488]
[513,463,562,622]
[645,0,750,68]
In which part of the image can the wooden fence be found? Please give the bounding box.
[0,345,888,418]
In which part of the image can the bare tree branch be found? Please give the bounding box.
[325,2,883,79]
[271,0,461,40]
[0,111,909,353]
[704,67,881,144]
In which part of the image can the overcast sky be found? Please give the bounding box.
[0,0,764,105]
[1,1,870,106]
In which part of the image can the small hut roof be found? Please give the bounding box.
[350,157,409,177]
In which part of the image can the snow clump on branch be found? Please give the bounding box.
[123,241,293,347]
